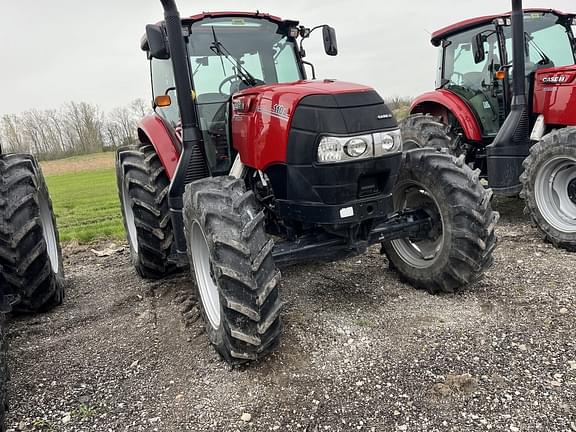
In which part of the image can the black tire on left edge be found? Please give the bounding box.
[183,176,282,364]
[382,149,498,293]
[0,154,64,312]
[0,313,7,432]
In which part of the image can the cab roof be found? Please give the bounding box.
[141,11,298,52]
[430,8,575,46]
[186,11,284,23]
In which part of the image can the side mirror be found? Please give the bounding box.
[145,24,170,60]
[322,26,338,56]
[472,32,486,64]
[154,95,172,108]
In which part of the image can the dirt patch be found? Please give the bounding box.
[6,198,576,431]
[40,153,114,176]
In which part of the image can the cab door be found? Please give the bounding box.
[441,25,504,137]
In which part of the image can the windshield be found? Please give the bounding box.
[188,17,302,100]
[184,16,302,176]
[503,12,576,69]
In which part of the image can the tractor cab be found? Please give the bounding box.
[433,10,576,138]
[144,13,332,175]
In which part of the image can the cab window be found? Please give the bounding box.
[150,59,179,127]
[442,25,502,136]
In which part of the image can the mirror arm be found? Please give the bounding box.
[298,25,324,59]
[302,61,316,79]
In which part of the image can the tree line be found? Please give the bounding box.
[0,99,151,160]
[0,96,413,161]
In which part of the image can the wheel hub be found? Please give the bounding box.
[534,156,576,233]
[569,178,576,205]
[390,182,445,268]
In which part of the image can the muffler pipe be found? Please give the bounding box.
[485,0,530,196]
[160,0,210,254]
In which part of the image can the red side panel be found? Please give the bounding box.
[137,115,181,179]
[410,90,483,141]
[231,80,374,170]
[533,65,576,126]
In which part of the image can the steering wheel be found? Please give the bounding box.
[218,75,240,95]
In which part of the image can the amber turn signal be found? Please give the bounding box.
[495,70,506,80]
[154,95,172,108]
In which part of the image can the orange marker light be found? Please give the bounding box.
[154,95,172,107]
[495,70,506,80]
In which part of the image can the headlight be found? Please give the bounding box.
[373,130,402,156]
[344,138,369,157]
[317,129,402,164]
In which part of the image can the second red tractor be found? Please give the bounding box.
[404,1,576,251]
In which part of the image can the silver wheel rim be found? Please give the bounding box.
[191,222,221,329]
[38,192,59,274]
[389,181,445,268]
[534,155,576,233]
[122,181,139,250]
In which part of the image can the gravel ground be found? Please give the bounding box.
[6,198,576,432]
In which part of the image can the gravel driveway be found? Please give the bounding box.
[6,198,576,432]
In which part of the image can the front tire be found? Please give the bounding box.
[116,144,177,279]
[183,177,282,364]
[382,149,498,293]
[520,128,576,251]
[0,154,64,312]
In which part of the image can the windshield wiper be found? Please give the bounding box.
[210,26,258,86]
[525,33,551,65]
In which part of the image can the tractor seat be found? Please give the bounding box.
[462,72,484,90]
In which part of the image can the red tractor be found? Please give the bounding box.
[403,0,576,250]
[116,0,498,364]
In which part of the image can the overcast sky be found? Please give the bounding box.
[0,0,574,117]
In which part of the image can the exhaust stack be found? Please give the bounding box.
[160,0,210,254]
[486,0,531,196]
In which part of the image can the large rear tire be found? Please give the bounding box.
[400,114,451,151]
[183,177,282,364]
[382,149,498,293]
[0,154,64,312]
[116,144,177,279]
[520,128,576,251]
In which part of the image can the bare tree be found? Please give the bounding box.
[0,98,154,158]
[130,98,151,119]
[1,115,26,153]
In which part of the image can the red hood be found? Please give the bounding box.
[231,80,382,170]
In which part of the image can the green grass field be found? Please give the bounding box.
[45,166,125,243]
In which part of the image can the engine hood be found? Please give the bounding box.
[231,80,397,170]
